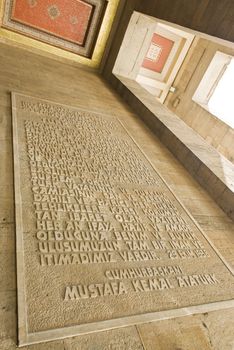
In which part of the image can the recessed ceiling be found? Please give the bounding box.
[0,0,120,67]
[2,0,108,57]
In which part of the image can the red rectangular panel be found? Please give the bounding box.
[142,34,174,73]
[11,0,93,45]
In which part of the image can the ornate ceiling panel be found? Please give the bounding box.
[2,0,108,57]
[142,34,174,73]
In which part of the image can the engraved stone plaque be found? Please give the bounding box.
[12,93,234,346]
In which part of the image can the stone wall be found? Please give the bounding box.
[165,37,234,163]
[0,42,234,350]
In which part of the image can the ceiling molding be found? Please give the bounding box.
[0,0,120,68]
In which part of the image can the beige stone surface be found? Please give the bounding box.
[0,224,15,252]
[27,341,66,350]
[11,93,234,345]
[0,291,17,341]
[165,38,234,164]
[138,307,234,350]
[200,308,234,350]
[108,70,234,220]
[138,320,212,350]
[0,139,13,183]
[64,327,144,350]
[0,41,233,349]
[0,253,16,291]
[0,200,14,224]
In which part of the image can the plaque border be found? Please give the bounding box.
[11,92,234,347]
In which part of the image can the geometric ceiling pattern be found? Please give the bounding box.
[2,0,107,57]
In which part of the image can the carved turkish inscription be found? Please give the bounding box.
[13,95,234,343]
